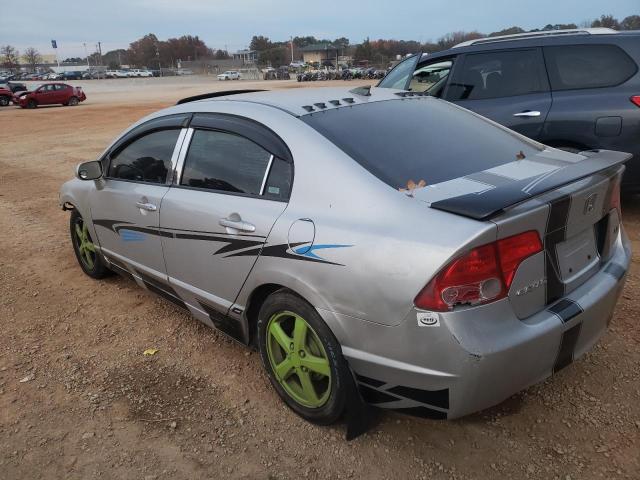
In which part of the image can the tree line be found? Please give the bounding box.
[2,14,639,72]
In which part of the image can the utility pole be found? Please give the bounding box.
[290,36,294,63]
[97,42,103,67]
[83,42,90,67]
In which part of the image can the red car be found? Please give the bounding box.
[13,83,86,109]
[0,87,12,107]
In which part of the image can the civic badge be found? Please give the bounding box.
[584,193,597,215]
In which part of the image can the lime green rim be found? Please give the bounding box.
[266,311,331,408]
[74,218,96,270]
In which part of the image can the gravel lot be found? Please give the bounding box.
[0,77,639,479]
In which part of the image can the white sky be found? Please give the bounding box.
[1,0,637,58]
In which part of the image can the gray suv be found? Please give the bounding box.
[379,28,640,192]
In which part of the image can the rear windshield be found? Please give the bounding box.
[301,98,542,189]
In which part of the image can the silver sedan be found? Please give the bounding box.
[60,87,631,428]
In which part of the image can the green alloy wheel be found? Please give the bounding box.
[258,291,348,425]
[70,210,110,279]
[266,311,332,408]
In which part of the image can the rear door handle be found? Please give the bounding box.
[513,110,541,117]
[135,201,157,211]
[219,218,256,232]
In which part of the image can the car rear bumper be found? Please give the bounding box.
[321,228,631,420]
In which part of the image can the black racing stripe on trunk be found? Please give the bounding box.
[355,374,386,388]
[386,385,450,410]
[545,195,572,304]
[604,262,625,281]
[553,322,582,373]
[197,300,245,343]
[465,171,514,187]
[358,385,401,404]
[395,406,447,420]
[548,299,583,324]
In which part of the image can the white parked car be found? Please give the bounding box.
[217,70,241,80]
[129,69,153,77]
[105,70,129,79]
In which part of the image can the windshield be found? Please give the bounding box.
[301,98,543,190]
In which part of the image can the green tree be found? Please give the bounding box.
[250,35,272,51]
[620,15,640,30]
[489,26,525,37]
[591,14,620,29]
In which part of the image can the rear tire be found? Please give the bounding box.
[70,210,110,279]
[257,291,348,425]
[67,96,79,106]
[0,95,9,107]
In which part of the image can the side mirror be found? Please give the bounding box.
[76,160,103,181]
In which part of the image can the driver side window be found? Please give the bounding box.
[107,129,180,184]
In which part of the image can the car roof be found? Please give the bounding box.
[174,86,405,117]
[426,29,640,59]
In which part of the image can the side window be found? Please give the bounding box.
[263,157,292,200]
[544,44,638,91]
[408,60,453,96]
[181,130,273,196]
[378,54,420,90]
[447,49,547,101]
[107,129,180,184]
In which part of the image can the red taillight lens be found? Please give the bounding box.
[630,96,640,108]
[414,231,543,311]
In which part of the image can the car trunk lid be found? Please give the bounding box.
[413,148,628,318]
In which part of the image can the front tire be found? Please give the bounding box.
[26,99,37,109]
[70,210,110,279]
[257,291,348,425]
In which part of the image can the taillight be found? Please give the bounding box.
[631,96,640,108]
[414,231,543,311]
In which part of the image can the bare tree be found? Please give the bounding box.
[23,47,42,72]
[1,45,20,71]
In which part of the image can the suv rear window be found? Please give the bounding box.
[301,99,542,189]
[544,44,637,90]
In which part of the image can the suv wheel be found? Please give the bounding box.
[257,291,348,425]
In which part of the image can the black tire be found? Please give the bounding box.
[68,96,79,106]
[70,210,110,279]
[257,290,348,425]
[26,99,37,109]
[0,95,9,107]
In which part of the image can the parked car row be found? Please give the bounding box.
[0,82,87,108]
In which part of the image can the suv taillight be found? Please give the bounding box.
[631,96,640,108]
[414,231,543,311]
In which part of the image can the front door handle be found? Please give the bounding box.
[219,218,256,232]
[513,110,541,117]
[135,201,157,211]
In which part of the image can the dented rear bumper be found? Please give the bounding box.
[322,227,630,420]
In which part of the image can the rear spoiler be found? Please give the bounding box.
[430,150,631,220]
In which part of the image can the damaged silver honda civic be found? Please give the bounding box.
[59,87,631,431]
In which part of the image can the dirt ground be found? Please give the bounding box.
[0,77,639,480]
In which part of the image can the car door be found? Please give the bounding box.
[160,113,293,321]
[36,84,57,105]
[444,48,552,139]
[55,84,69,103]
[90,114,190,280]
